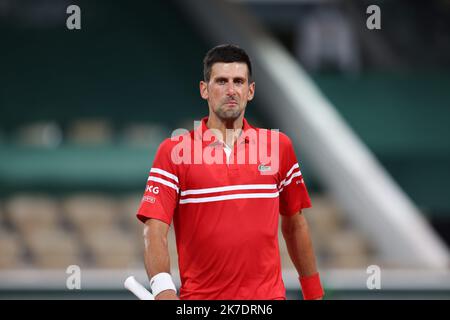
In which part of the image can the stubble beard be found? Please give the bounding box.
[214,103,244,122]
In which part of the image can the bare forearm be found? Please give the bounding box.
[143,220,171,279]
[143,219,179,300]
[144,236,171,278]
[282,213,318,277]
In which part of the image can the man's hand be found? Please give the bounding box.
[155,290,179,300]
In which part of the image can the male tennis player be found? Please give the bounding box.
[136,44,324,300]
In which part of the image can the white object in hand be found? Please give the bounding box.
[124,276,155,300]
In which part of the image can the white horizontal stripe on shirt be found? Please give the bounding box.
[286,163,299,178]
[279,172,303,192]
[148,176,179,193]
[150,168,179,183]
[180,184,277,196]
[179,192,279,204]
[279,163,301,188]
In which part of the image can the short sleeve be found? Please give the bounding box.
[136,140,179,225]
[278,136,312,216]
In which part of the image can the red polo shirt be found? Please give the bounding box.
[137,117,312,300]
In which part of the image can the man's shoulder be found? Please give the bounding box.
[251,126,293,147]
[157,130,194,151]
[277,130,293,146]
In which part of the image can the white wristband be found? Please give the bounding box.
[150,272,177,297]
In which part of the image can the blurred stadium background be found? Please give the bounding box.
[0,0,449,299]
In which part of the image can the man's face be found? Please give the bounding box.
[200,62,255,121]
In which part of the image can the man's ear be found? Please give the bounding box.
[247,81,255,101]
[200,81,208,100]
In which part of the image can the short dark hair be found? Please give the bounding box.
[203,44,252,82]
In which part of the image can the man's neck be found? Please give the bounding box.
[206,113,244,148]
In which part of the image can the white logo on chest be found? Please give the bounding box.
[258,164,271,172]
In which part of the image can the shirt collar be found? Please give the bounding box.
[195,116,254,148]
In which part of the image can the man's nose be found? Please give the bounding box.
[226,82,236,95]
